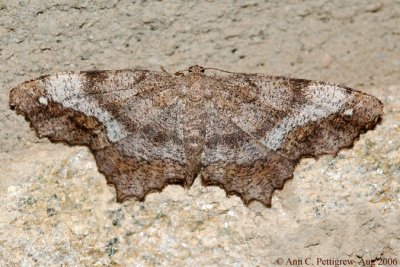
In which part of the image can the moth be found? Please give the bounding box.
[9,65,383,206]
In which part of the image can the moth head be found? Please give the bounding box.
[188,65,205,74]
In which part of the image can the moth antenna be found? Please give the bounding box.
[204,67,239,74]
[160,66,171,75]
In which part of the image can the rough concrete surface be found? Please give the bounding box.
[0,0,399,266]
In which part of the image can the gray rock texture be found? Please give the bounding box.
[0,0,399,266]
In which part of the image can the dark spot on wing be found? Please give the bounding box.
[81,70,110,91]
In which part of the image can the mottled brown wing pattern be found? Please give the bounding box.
[201,74,382,206]
[10,70,192,202]
[214,74,382,158]
[201,100,295,206]
[9,66,383,207]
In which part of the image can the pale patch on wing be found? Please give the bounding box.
[40,74,128,142]
[261,83,350,150]
[38,96,48,106]
[343,108,354,116]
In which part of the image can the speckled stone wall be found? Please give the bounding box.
[1,1,399,266]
